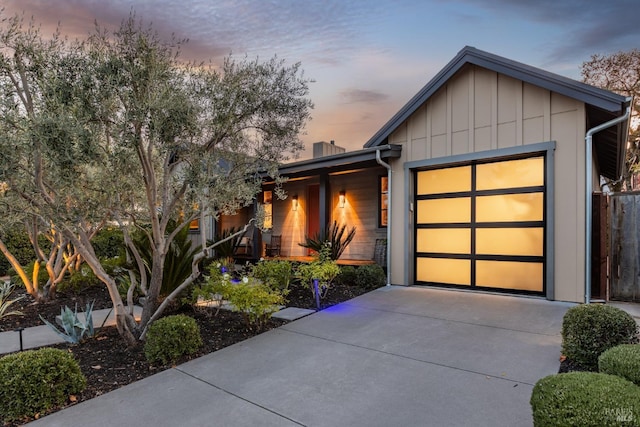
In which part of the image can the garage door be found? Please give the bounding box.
[414,155,545,294]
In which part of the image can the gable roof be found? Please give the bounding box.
[364,46,631,179]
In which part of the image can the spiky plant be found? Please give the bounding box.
[299,220,356,260]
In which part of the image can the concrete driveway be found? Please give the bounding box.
[29,286,572,427]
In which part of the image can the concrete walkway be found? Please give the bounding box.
[0,306,143,354]
[27,286,573,427]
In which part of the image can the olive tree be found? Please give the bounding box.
[0,16,87,302]
[582,49,640,190]
[0,15,312,344]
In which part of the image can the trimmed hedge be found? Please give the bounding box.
[561,304,638,370]
[0,348,86,421]
[355,264,386,290]
[599,344,640,386]
[531,372,640,426]
[144,314,202,365]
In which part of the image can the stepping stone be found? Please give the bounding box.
[271,307,315,321]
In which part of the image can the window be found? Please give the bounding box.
[189,218,200,232]
[379,176,388,227]
[263,190,273,229]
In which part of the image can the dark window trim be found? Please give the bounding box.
[378,175,388,228]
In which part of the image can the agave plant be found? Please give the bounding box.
[299,220,356,260]
[40,302,95,344]
[0,281,23,320]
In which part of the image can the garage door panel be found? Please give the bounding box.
[476,261,543,291]
[476,157,544,190]
[476,193,543,222]
[417,198,471,223]
[417,165,471,195]
[476,228,543,256]
[417,228,471,254]
[417,258,471,285]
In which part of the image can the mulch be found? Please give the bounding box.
[1,281,373,426]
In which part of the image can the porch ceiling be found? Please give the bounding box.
[264,144,402,180]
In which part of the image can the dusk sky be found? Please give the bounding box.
[4,0,639,159]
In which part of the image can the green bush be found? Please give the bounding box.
[530,372,640,426]
[561,304,638,370]
[144,314,202,365]
[355,264,386,290]
[251,259,293,291]
[295,258,340,300]
[0,228,35,276]
[91,227,125,259]
[599,344,640,386]
[0,348,86,422]
[336,265,358,286]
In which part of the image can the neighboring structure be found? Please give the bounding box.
[259,46,631,303]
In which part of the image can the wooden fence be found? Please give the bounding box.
[609,192,640,302]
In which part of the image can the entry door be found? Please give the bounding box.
[307,184,320,255]
[414,155,546,294]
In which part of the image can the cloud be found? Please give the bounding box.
[2,0,385,64]
[339,88,389,104]
[446,0,640,63]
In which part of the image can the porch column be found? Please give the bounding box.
[319,172,330,238]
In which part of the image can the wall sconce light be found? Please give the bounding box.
[292,195,298,211]
[339,190,346,208]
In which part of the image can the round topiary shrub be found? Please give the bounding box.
[144,314,202,365]
[599,344,640,386]
[561,304,638,371]
[355,264,386,290]
[0,347,86,422]
[530,372,640,426]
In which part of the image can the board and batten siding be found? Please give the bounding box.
[388,64,587,302]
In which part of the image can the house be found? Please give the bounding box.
[256,46,632,303]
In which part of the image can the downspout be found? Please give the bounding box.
[584,104,631,304]
[376,149,392,286]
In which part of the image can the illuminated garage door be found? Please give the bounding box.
[414,155,545,294]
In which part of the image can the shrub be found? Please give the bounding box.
[144,314,202,365]
[0,228,35,276]
[61,263,102,292]
[599,344,640,386]
[251,259,293,291]
[199,267,285,330]
[530,372,640,426]
[0,348,86,421]
[355,264,386,290]
[295,258,340,300]
[91,227,125,259]
[222,277,285,330]
[130,220,201,297]
[561,304,638,370]
[336,265,358,286]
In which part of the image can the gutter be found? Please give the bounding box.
[376,149,392,286]
[584,102,632,304]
